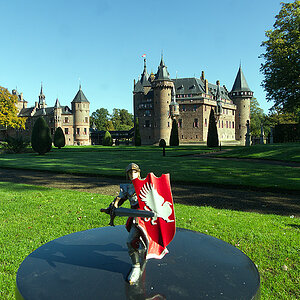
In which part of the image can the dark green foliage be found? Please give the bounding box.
[103,131,113,146]
[31,117,52,155]
[260,1,300,112]
[1,134,29,153]
[159,139,166,148]
[54,127,66,149]
[170,119,179,146]
[134,118,141,146]
[274,123,300,143]
[207,109,219,147]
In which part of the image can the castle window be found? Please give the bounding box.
[218,120,220,128]
[65,128,69,135]
[205,118,207,127]
[178,119,182,128]
[232,110,234,115]
[77,128,80,135]
[85,117,88,123]
[226,109,228,115]
[226,121,228,128]
[239,124,241,129]
[222,120,223,128]
[168,122,170,127]
[193,105,197,111]
[65,117,69,123]
[182,135,183,139]
[193,119,199,128]
[145,120,150,127]
[229,121,231,128]
[205,105,206,111]
[232,121,234,128]
[84,128,87,135]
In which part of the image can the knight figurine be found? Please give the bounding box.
[101,163,176,285]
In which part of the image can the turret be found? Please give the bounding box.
[38,83,46,109]
[152,55,174,144]
[53,98,62,128]
[229,65,253,145]
[71,85,90,145]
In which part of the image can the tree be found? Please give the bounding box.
[90,108,110,131]
[207,109,219,147]
[266,106,299,127]
[250,97,267,137]
[260,1,300,112]
[134,117,141,146]
[103,131,113,146]
[31,117,52,155]
[0,86,26,130]
[111,109,134,131]
[54,127,66,149]
[170,119,179,146]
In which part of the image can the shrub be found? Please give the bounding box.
[103,131,113,146]
[159,139,166,148]
[31,117,52,155]
[170,119,179,146]
[1,134,29,153]
[54,127,66,149]
[134,117,141,146]
[207,109,219,147]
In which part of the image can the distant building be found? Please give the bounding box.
[133,56,253,145]
[14,84,90,145]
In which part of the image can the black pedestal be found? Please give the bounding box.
[16,226,260,299]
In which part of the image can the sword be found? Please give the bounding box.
[100,206,155,226]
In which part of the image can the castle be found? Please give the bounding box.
[133,56,253,145]
[14,84,90,145]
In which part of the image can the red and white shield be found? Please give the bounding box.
[132,173,176,259]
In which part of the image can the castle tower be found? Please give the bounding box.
[71,85,90,145]
[229,66,253,145]
[53,98,62,129]
[38,83,47,109]
[152,55,174,144]
[133,59,153,144]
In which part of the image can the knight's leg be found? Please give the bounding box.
[127,225,142,285]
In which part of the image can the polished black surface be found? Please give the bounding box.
[16,226,260,300]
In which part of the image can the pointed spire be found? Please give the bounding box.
[54,98,60,108]
[140,58,151,87]
[231,65,252,93]
[155,54,170,81]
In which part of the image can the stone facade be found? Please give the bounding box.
[133,57,252,145]
[14,85,90,145]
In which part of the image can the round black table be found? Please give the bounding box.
[16,226,260,299]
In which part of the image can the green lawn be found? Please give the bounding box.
[0,182,299,299]
[216,143,300,162]
[0,144,299,191]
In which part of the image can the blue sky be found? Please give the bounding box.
[1,0,284,115]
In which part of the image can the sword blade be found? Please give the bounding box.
[114,207,154,218]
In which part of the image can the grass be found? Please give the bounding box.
[0,144,299,191]
[216,143,300,162]
[0,182,299,299]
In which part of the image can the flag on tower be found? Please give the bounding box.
[142,54,146,58]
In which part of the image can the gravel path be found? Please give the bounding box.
[0,168,299,217]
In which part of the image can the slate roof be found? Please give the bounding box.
[231,66,252,92]
[134,59,152,93]
[18,107,36,117]
[72,87,89,103]
[155,56,171,81]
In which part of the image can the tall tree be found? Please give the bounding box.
[111,109,134,131]
[134,117,141,146]
[170,119,179,146]
[250,97,267,137]
[90,108,110,131]
[207,109,219,147]
[54,127,66,149]
[260,1,300,112]
[0,86,26,130]
[103,130,113,146]
[31,117,52,155]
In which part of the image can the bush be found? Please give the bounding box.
[103,131,113,146]
[54,127,66,149]
[159,139,166,148]
[170,119,179,146]
[1,135,29,153]
[134,117,141,146]
[31,117,52,155]
[207,109,219,147]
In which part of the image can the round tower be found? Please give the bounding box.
[71,85,90,145]
[229,66,253,145]
[153,56,173,145]
[53,98,62,129]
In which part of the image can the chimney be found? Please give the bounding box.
[201,71,205,81]
[35,101,38,108]
[205,79,208,94]
[216,80,220,85]
[20,92,23,100]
